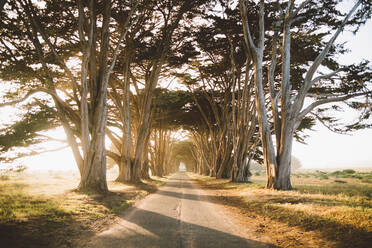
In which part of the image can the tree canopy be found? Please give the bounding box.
[0,0,371,191]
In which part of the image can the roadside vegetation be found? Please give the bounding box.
[192,169,372,248]
[0,169,166,248]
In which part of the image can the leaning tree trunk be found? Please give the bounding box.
[141,130,151,179]
[216,144,233,179]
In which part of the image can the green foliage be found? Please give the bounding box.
[151,88,193,130]
[0,0,371,176]
[0,0,79,84]
[0,103,58,153]
[342,169,356,174]
[169,139,197,171]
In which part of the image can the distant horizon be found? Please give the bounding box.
[301,164,372,170]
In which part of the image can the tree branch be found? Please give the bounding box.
[108,1,140,73]
[106,150,121,164]
[0,89,44,107]
[106,127,122,152]
[297,91,372,121]
[304,1,361,91]
[268,31,279,100]
[311,112,348,134]
[0,87,80,128]
[35,133,67,143]
[239,0,258,53]
[2,145,70,162]
[290,0,311,20]
[311,69,342,84]
[294,0,362,113]
[25,0,81,104]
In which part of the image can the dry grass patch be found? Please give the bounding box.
[191,171,372,248]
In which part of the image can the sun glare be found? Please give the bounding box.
[21,148,77,172]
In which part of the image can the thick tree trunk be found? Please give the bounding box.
[275,119,295,190]
[216,156,231,179]
[216,144,233,178]
[131,119,151,182]
[141,160,150,179]
[141,139,151,179]
[132,62,162,182]
[78,133,108,193]
[138,123,151,180]
[152,165,163,177]
[234,155,252,182]
[116,159,132,182]
[209,168,216,177]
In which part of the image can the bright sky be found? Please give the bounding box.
[1,2,371,171]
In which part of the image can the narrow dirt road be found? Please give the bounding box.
[85,172,274,248]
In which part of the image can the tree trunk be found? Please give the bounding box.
[131,62,162,182]
[78,131,108,193]
[216,158,231,178]
[235,155,252,182]
[209,168,216,177]
[116,159,132,182]
[275,118,295,190]
[140,121,152,179]
[141,139,151,179]
[141,160,150,179]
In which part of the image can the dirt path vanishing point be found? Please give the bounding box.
[84,172,276,248]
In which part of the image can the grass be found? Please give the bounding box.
[293,169,372,182]
[0,191,69,223]
[192,169,372,248]
[0,170,167,248]
[0,180,71,224]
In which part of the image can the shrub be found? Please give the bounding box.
[330,170,342,176]
[319,174,329,180]
[334,179,347,184]
[0,175,9,180]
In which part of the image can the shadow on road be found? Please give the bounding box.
[91,206,276,248]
